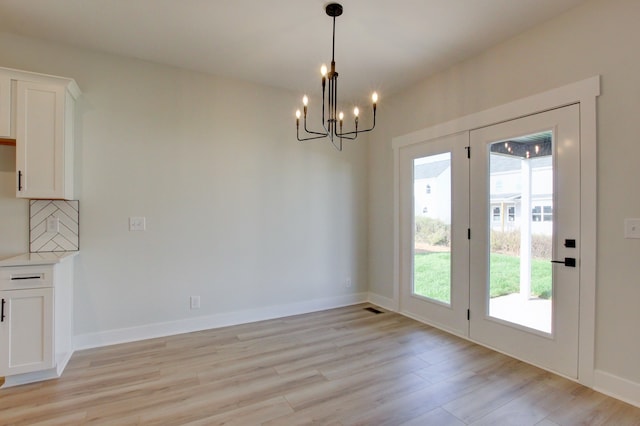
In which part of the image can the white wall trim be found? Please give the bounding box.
[594,370,640,408]
[74,293,368,350]
[392,76,600,150]
[1,367,61,388]
[392,76,600,387]
[367,292,397,312]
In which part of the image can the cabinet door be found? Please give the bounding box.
[15,81,67,199]
[0,288,54,376]
[0,76,11,138]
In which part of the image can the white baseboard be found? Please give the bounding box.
[367,292,397,311]
[1,367,60,388]
[594,369,640,408]
[74,293,368,350]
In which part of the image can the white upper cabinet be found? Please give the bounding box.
[16,81,72,199]
[0,75,11,138]
[0,66,80,200]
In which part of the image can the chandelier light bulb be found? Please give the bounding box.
[321,64,328,77]
[296,110,301,119]
[302,95,308,106]
[353,107,359,117]
[339,111,344,121]
[372,92,378,103]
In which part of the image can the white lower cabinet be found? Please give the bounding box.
[0,287,54,376]
[0,255,75,386]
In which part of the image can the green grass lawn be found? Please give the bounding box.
[414,252,552,304]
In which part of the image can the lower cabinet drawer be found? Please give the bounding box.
[0,265,54,290]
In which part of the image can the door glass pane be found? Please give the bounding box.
[488,132,553,333]
[413,153,451,305]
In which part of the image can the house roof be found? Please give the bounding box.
[414,160,450,179]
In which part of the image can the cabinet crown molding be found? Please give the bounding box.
[0,66,81,99]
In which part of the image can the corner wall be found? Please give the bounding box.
[0,32,369,338]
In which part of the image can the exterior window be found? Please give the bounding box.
[492,207,501,221]
[426,184,431,194]
[508,206,515,221]
[543,205,553,222]
[532,206,542,222]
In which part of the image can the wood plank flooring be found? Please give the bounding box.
[1,304,639,425]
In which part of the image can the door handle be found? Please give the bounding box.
[1,298,5,322]
[551,257,576,267]
[18,170,22,191]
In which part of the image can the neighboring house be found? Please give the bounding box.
[490,154,553,235]
[414,158,451,223]
[414,154,553,235]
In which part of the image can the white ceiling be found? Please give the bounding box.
[0,0,587,102]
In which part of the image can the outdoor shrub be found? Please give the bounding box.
[490,230,552,259]
[415,217,450,247]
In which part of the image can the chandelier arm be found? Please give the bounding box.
[337,124,375,136]
[333,78,338,137]
[334,133,357,140]
[321,79,326,129]
[297,126,330,141]
[329,134,343,151]
[303,112,330,136]
[336,108,376,136]
[298,134,332,142]
[303,126,330,136]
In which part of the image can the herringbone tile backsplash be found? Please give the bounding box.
[29,200,79,252]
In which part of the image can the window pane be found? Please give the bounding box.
[413,153,452,305]
[493,207,501,221]
[488,132,553,333]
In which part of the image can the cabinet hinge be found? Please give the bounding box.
[466,146,471,159]
[467,309,470,321]
[467,228,471,240]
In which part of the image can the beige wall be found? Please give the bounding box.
[0,32,369,335]
[368,0,640,385]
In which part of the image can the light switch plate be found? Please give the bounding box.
[129,216,146,231]
[624,218,640,239]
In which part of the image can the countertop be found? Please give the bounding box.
[0,252,79,267]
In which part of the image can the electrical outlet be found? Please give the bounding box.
[46,216,60,233]
[345,278,352,288]
[624,218,640,239]
[190,296,201,310]
[129,217,146,231]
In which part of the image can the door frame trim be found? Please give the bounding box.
[392,76,600,386]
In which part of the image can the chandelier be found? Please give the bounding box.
[295,3,378,151]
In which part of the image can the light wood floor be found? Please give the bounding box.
[1,304,639,425]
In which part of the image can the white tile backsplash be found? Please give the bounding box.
[29,200,79,252]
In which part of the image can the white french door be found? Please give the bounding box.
[469,104,580,378]
[399,104,581,378]
[399,132,469,336]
